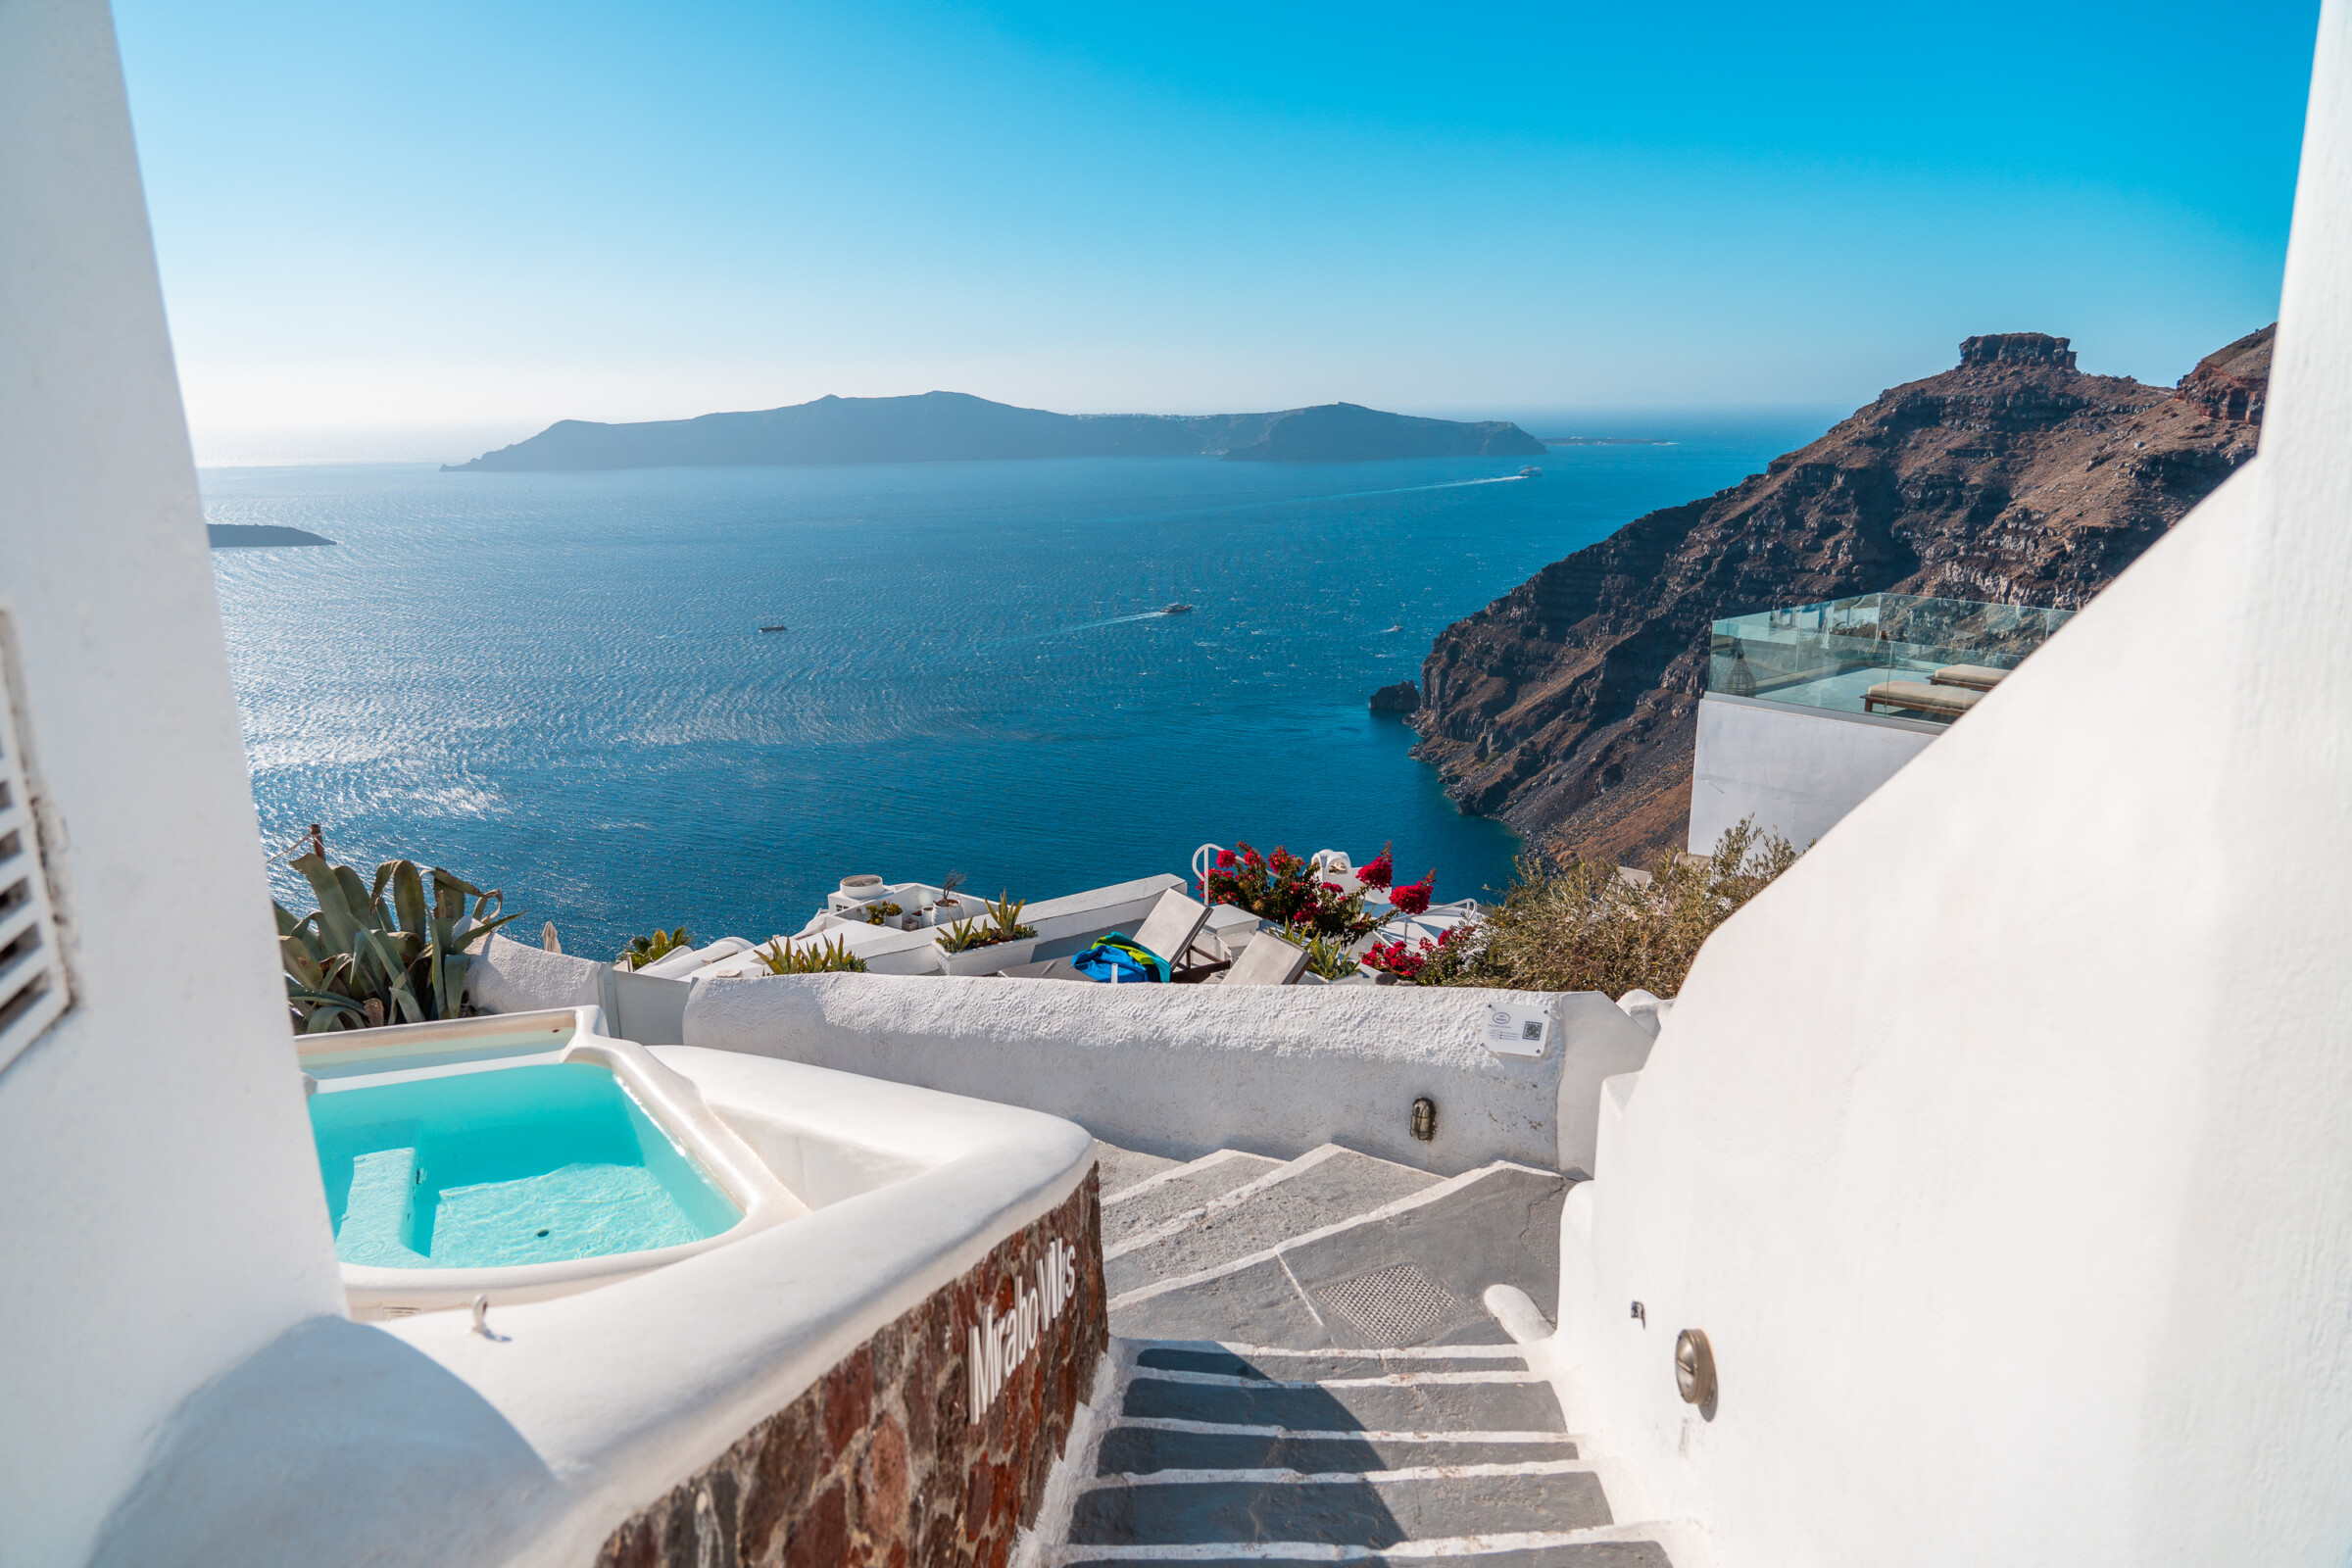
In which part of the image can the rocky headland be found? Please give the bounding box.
[1408,327,2273,863]
[445,392,1543,470]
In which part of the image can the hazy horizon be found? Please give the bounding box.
[189,401,1851,468]
[116,0,2319,466]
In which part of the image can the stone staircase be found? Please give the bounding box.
[1034,1143,1676,1565]
[1099,1140,1572,1348]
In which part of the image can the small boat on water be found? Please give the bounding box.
[760,624,788,633]
[1518,466,1543,478]
[1162,603,1194,614]
[1382,624,1401,633]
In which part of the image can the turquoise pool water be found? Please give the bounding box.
[310,1062,742,1269]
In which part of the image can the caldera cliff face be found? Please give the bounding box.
[1412,327,2271,862]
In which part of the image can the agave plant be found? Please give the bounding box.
[618,927,694,969]
[940,892,1039,953]
[754,935,869,974]
[936,917,996,955]
[985,891,1037,943]
[275,853,522,1033]
[1298,932,1357,981]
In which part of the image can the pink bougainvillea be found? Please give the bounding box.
[1202,840,1440,942]
[1389,873,1436,916]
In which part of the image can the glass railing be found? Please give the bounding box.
[1707,592,2075,723]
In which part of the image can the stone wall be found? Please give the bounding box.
[596,1172,1104,1568]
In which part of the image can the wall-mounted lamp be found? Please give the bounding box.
[1410,1097,1437,1141]
[1674,1329,1716,1407]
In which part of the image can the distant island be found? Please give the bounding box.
[442,391,1545,471]
[208,524,336,549]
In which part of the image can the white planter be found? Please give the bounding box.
[934,935,1039,976]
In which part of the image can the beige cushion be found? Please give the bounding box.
[1222,930,1310,987]
[1864,680,1983,717]
[1930,663,2010,691]
[1132,889,1212,969]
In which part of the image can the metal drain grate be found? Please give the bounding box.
[1317,1263,1457,1345]
[0,641,67,1073]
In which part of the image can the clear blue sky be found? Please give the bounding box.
[112,0,2320,462]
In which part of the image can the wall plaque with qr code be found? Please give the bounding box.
[1483,1002,1549,1058]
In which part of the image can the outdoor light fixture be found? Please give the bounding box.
[1675,1329,1716,1406]
[1410,1097,1436,1141]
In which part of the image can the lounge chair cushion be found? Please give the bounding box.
[1864,680,1982,717]
[1132,889,1213,971]
[1222,930,1310,987]
[1930,663,2010,692]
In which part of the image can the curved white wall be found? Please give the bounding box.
[1549,10,2352,1563]
[0,6,345,1564]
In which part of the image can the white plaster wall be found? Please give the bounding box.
[1687,693,1936,853]
[685,972,1655,1174]
[1551,11,2352,1562]
[0,5,346,1563]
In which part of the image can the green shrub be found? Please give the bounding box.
[1425,817,1799,1000]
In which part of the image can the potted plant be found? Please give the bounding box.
[753,934,869,974]
[616,926,693,969]
[933,891,1040,976]
[926,870,977,927]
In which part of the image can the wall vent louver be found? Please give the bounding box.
[0,650,68,1071]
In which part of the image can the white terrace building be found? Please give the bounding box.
[10,2,2352,1566]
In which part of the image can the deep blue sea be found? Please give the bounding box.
[206,422,1816,959]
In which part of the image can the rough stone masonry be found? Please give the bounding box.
[595,1171,1106,1568]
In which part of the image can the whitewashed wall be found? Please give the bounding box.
[1687,694,1936,853]
[685,972,1654,1175]
[1547,9,2352,1562]
[0,6,345,1565]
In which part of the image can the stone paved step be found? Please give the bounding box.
[1098,1425,1576,1475]
[1103,1152,1286,1248]
[1120,1373,1567,1433]
[1062,1545,1673,1568]
[1109,1163,1566,1349]
[1095,1140,1183,1200]
[1105,1148,1444,1296]
[1133,1346,1528,1381]
[1068,1468,1614,1547]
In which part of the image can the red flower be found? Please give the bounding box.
[1391,875,1435,916]
[1357,845,1394,889]
[1216,849,1236,868]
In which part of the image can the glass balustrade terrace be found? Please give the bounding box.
[1708,592,2076,723]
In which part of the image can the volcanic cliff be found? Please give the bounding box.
[1410,326,2273,863]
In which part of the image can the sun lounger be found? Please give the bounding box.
[1218,930,1310,987]
[1132,888,1219,977]
[993,956,1091,982]
[1863,679,1983,718]
[1930,663,2010,691]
